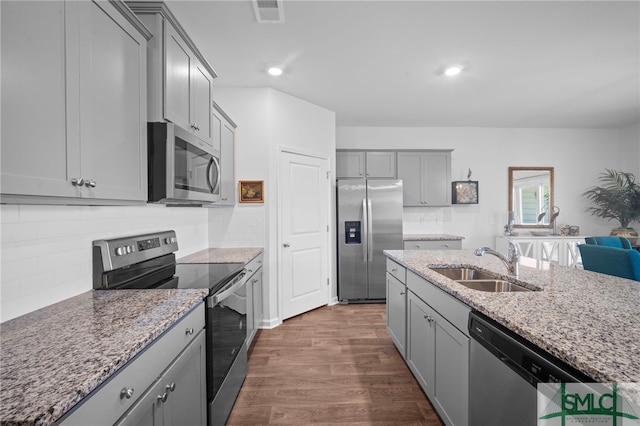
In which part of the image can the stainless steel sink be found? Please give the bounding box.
[430,267,501,281]
[430,267,536,292]
[457,279,532,292]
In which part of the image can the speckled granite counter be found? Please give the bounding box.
[384,249,640,384]
[178,247,263,264]
[403,234,464,241]
[0,289,208,426]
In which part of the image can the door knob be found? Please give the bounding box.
[283,243,291,248]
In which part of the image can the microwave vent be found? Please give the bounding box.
[253,0,284,23]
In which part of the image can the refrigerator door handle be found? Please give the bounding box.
[367,199,373,260]
[362,198,368,262]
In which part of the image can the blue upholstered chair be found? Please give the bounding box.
[584,236,633,249]
[577,244,640,281]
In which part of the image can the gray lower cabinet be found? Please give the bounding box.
[386,273,407,358]
[397,151,451,206]
[60,304,206,426]
[404,271,469,426]
[245,253,264,348]
[1,0,150,203]
[403,240,462,250]
[116,331,206,426]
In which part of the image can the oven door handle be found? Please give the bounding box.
[209,270,247,306]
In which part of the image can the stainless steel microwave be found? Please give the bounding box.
[148,122,221,204]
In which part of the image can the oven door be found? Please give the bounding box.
[206,271,248,425]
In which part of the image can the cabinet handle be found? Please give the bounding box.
[391,268,397,272]
[252,279,258,284]
[400,291,405,295]
[283,243,290,248]
[185,328,194,335]
[71,178,85,186]
[416,244,421,248]
[85,179,96,188]
[166,383,176,392]
[157,392,168,403]
[120,387,134,399]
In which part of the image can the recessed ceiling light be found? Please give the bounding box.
[268,67,283,76]
[444,66,463,77]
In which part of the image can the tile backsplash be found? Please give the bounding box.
[0,204,209,322]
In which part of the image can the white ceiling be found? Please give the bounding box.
[165,0,640,129]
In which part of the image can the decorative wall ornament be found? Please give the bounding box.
[451,181,479,204]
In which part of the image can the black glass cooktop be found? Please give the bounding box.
[173,263,245,292]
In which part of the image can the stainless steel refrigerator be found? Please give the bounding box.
[337,179,403,302]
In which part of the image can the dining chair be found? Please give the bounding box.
[584,236,633,249]
[577,244,640,281]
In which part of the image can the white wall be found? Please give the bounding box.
[0,204,209,321]
[337,126,636,249]
[210,87,336,326]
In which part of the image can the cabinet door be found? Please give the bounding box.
[422,152,451,206]
[397,153,423,206]
[164,22,191,130]
[386,273,406,358]
[432,309,469,426]
[217,117,236,205]
[336,151,365,178]
[78,0,147,201]
[115,380,164,426]
[191,60,214,145]
[252,269,264,332]
[365,152,396,178]
[398,152,451,206]
[162,331,207,426]
[1,1,79,198]
[406,291,434,395]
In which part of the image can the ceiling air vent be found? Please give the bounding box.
[253,0,284,23]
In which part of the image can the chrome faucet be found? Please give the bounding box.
[474,243,520,277]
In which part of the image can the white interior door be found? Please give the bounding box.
[280,151,329,320]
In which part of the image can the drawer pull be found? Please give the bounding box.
[157,392,168,403]
[120,387,134,399]
[185,327,194,335]
[391,268,397,272]
[166,382,176,392]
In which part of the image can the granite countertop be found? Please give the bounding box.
[0,289,208,426]
[384,249,640,384]
[178,247,263,264]
[403,234,465,241]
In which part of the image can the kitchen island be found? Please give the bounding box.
[384,249,640,384]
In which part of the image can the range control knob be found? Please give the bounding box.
[164,237,176,244]
[115,247,126,256]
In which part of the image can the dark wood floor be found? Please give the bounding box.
[226,303,444,425]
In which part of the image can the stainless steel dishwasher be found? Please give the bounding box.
[468,311,592,425]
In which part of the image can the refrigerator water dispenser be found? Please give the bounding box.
[344,221,362,244]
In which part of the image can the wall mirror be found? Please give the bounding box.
[508,167,554,228]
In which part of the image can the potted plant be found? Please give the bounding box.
[583,169,640,244]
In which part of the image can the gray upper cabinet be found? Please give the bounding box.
[128,2,216,147]
[1,0,150,203]
[336,151,396,178]
[397,151,451,206]
[212,101,236,206]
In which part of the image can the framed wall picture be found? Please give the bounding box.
[239,180,264,203]
[452,181,479,204]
